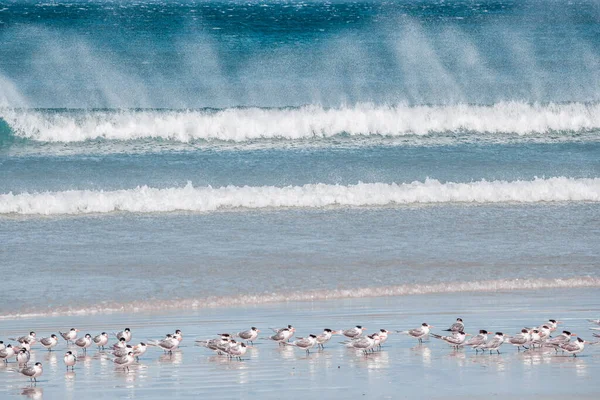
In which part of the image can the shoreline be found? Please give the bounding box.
[1,276,598,321]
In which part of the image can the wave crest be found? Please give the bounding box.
[2,102,600,142]
[1,277,597,319]
[1,177,599,215]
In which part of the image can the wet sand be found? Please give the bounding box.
[1,288,599,399]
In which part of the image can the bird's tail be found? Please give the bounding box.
[429,333,443,339]
[146,340,160,347]
[395,330,410,335]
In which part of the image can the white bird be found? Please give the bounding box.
[115,328,132,343]
[545,319,560,332]
[113,352,135,371]
[235,327,260,344]
[16,348,31,366]
[443,318,464,333]
[270,325,295,334]
[225,342,248,360]
[59,328,79,345]
[63,351,76,371]
[558,337,586,357]
[344,333,379,355]
[397,323,433,344]
[340,326,367,339]
[148,335,179,354]
[506,329,531,351]
[269,328,294,346]
[74,334,93,354]
[537,325,552,341]
[133,342,147,359]
[529,329,543,348]
[430,331,470,349]
[112,337,128,350]
[39,335,59,351]
[173,330,183,343]
[196,335,231,354]
[315,329,336,349]
[113,345,133,358]
[14,341,31,352]
[588,319,600,325]
[480,332,506,354]
[10,332,36,346]
[19,362,43,383]
[544,331,576,351]
[0,344,15,363]
[93,332,109,350]
[285,335,318,354]
[0,341,5,351]
[377,329,391,350]
[464,330,489,352]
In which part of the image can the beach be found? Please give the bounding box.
[1,288,599,399]
[1,0,600,398]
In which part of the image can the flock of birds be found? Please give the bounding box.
[2,318,600,384]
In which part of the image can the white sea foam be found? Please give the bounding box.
[1,177,598,216]
[1,277,597,319]
[2,102,600,142]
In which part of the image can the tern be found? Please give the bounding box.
[0,344,15,363]
[587,319,600,325]
[443,318,464,332]
[173,330,183,342]
[148,335,179,354]
[284,335,318,354]
[481,332,506,354]
[19,362,43,383]
[430,331,470,349]
[343,333,379,355]
[114,352,135,371]
[196,335,231,355]
[74,334,93,354]
[115,328,132,343]
[545,320,560,332]
[377,329,391,350]
[112,337,128,350]
[10,332,36,346]
[315,329,336,349]
[397,323,433,344]
[64,351,76,371]
[464,330,489,353]
[93,332,109,350]
[113,345,133,358]
[341,326,367,339]
[39,335,59,352]
[544,331,576,352]
[529,329,542,348]
[506,329,531,351]
[59,328,79,345]
[16,348,31,366]
[235,327,260,345]
[0,341,4,351]
[225,342,248,360]
[558,337,586,357]
[270,328,294,346]
[270,325,295,334]
[133,342,147,360]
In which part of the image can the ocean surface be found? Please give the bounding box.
[1,0,599,318]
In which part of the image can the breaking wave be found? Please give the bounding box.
[1,177,599,216]
[1,277,597,319]
[1,102,600,143]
